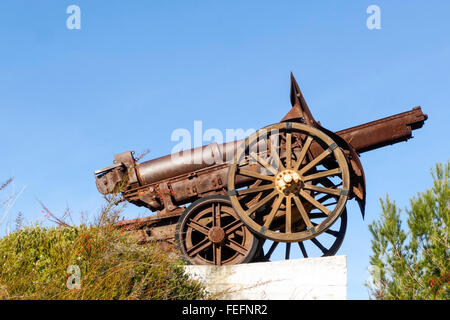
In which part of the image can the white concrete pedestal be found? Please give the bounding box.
[184,256,347,300]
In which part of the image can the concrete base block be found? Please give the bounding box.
[184,256,347,300]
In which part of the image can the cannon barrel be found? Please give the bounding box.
[335,106,427,154]
[135,140,240,185]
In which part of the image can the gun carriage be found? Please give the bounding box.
[94,74,427,265]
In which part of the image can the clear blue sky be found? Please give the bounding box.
[0,1,449,299]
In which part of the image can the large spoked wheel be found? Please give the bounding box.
[175,195,259,265]
[227,122,350,243]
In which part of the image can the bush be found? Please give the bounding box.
[0,204,208,300]
[367,161,449,300]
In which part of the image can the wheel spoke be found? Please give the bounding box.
[269,135,285,172]
[316,193,335,205]
[263,195,284,229]
[311,238,328,254]
[236,183,275,196]
[298,242,308,258]
[293,195,313,228]
[285,133,292,169]
[234,229,244,237]
[325,229,340,237]
[187,238,212,256]
[298,148,332,176]
[213,203,221,227]
[237,168,275,182]
[299,190,331,215]
[250,152,279,175]
[225,238,248,256]
[264,241,279,260]
[224,219,244,235]
[303,184,342,196]
[285,243,291,259]
[309,212,328,219]
[311,222,340,237]
[293,136,313,171]
[213,244,222,266]
[247,190,278,214]
[303,168,341,181]
[285,196,292,233]
[187,220,210,236]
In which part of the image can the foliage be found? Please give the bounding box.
[0,200,208,300]
[367,161,449,299]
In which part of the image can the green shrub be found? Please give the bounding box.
[367,161,449,299]
[0,221,207,300]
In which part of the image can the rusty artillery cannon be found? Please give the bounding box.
[94,74,427,265]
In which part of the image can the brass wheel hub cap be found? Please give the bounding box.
[275,170,303,195]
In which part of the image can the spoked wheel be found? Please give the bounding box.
[175,195,259,265]
[227,122,351,243]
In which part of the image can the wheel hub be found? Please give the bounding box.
[275,170,303,195]
[208,226,226,244]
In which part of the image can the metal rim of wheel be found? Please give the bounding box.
[227,122,350,243]
[175,195,259,265]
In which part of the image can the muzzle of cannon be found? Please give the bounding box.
[94,73,427,265]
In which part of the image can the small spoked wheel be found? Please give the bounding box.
[227,122,350,243]
[175,195,259,265]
